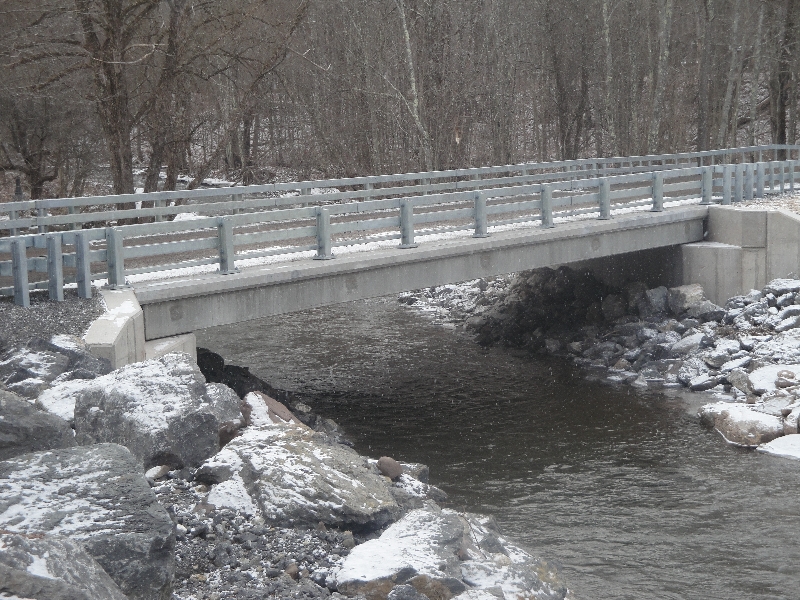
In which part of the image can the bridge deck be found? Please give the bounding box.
[134,205,707,339]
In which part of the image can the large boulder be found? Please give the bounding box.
[747,363,800,395]
[0,443,175,600]
[763,279,800,297]
[757,434,800,460]
[0,534,127,600]
[668,284,705,315]
[0,389,75,460]
[196,425,400,529]
[0,335,110,399]
[334,503,568,600]
[698,402,784,447]
[39,352,243,469]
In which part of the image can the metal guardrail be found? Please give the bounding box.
[2,144,798,237]
[1,154,798,307]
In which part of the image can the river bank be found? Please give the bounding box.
[0,292,572,600]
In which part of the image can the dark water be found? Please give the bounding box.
[197,297,800,600]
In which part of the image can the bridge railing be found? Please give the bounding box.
[2,158,797,306]
[2,144,798,237]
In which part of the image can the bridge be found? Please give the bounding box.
[3,145,800,367]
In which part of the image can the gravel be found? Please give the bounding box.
[0,287,105,350]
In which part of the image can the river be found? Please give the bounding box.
[196,296,800,600]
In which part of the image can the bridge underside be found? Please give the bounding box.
[134,207,707,340]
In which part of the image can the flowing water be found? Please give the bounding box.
[197,297,800,600]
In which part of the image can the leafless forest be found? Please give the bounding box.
[1,0,799,200]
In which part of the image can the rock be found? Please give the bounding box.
[678,357,708,386]
[639,286,669,316]
[727,368,757,397]
[196,347,225,381]
[377,456,404,480]
[689,374,720,391]
[753,330,800,363]
[783,408,800,435]
[0,336,111,399]
[668,284,705,315]
[670,332,705,355]
[686,300,725,322]
[601,294,626,321]
[42,352,243,469]
[335,504,568,600]
[623,281,648,311]
[387,584,430,600]
[764,278,800,297]
[0,389,75,460]
[775,315,800,332]
[244,391,306,428]
[757,434,800,460]
[747,363,800,395]
[196,426,399,529]
[0,444,175,600]
[698,402,784,446]
[744,289,763,304]
[0,534,127,600]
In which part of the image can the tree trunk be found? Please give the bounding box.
[697,0,715,152]
[648,0,674,154]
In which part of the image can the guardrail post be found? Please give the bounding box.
[11,238,30,307]
[790,160,796,192]
[779,161,786,193]
[701,167,713,204]
[398,199,418,248]
[652,172,664,212]
[769,161,776,191]
[9,210,18,236]
[154,199,163,223]
[541,185,554,228]
[74,231,92,299]
[314,207,333,259]
[598,178,611,219]
[721,164,732,205]
[756,162,765,198]
[217,217,238,273]
[473,192,489,237]
[745,163,754,200]
[105,227,126,288]
[232,193,243,215]
[47,234,64,301]
[67,205,79,230]
[734,163,744,203]
[300,185,311,207]
[36,205,47,234]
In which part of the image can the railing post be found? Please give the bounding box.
[314,206,333,259]
[779,161,786,193]
[473,191,489,237]
[232,193,243,215]
[541,185,554,228]
[154,198,163,223]
[652,172,664,212]
[9,210,18,237]
[217,217,238,273]
[300,185,311,207]
[756,162,765,198]
[769,161,777,191]
[701,167,713,205]
[75,231,92,299]
[734,163,744,203]
[399,199,418,248]
[745,163,754,200]
[47,234,64,302]
[790,160,796,192]
[36,204,47,234]
[721,164,732,205]
[598,178,611,219]
[106,227,126,288]
[68,205,78,230]
[11,238,30,307]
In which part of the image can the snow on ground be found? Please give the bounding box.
[757,434,800,460]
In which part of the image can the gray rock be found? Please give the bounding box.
[668,284,704,315]
[601,294,626,321]
[686,300,725,322]
[775,314,800,332]
[0,443,175,600]
[689,374,721,391]
[0,534,127,600]
[764,279,800,297]
[727,368,756,396]
[640,286,669,316]
[699,402,784,446]
[671,332,705,355]
[387,584,429,600]
[44,352,243,469]
[744,289,763,304]
[776,292,795,308]
[377,456,404,479]
[678,357,709,386]
[0,389,75,460]
[198,425,400,529]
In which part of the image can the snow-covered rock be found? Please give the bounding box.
[244,391,307,428]
[667,284,704,314]
[670,332,705,355]
[0,389,75,460]
[763,278,800,297]
[0,443,175,600]
[753,329,800,363]
[0,335,110,399]
[40,352,242,469]
[698,402,784,446]
[757,434,800,460]
[746,363,800,395]
[334,503,568,600]
[0,534,127,600]
[196,425,400,529]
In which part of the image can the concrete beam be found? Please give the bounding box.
[145,333,197,362]
[135,207,707,339]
